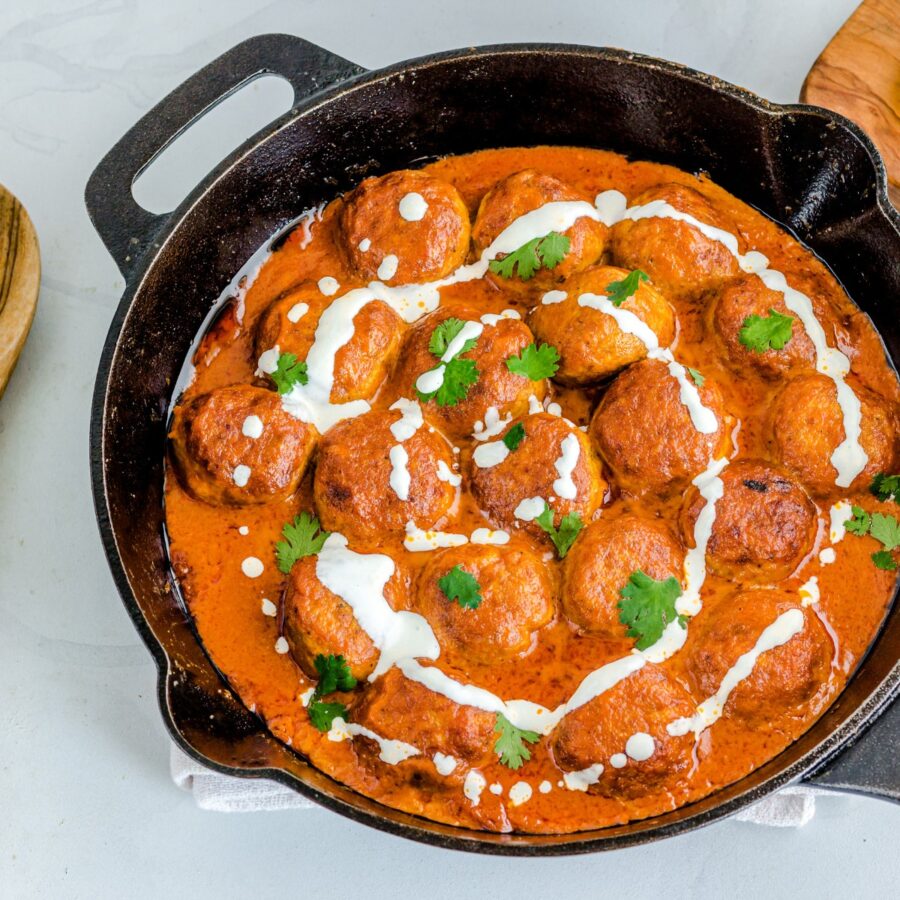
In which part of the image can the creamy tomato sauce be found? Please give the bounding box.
[165,147,900,834]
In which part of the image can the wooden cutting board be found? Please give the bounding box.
[0,184,40,399]
[801,0,900,207]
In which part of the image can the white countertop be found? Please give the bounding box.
[1,0,898,896]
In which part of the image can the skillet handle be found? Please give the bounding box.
[85,33,364,277]
[802,691,900,801]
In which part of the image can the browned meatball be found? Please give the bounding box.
[314,407,457,543]
[706,274,816,379]
[255,284,404,403]
[768,373,897,498]
[393,305,546,440]
[529,265,676,385]
[282,555,408,681]
[468,412,606,543]
[610,183,742,298]
[472,170,607,288]
[339,170,470,285]
[680,459,816,583]
[685,589,833,729]
[353,667,495,764]
[589,358,730,496]
[415,541,555,664]
[562,513,684,637]
[550,665,695,798]
[169,384,316,506]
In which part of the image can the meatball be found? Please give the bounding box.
[353,667,495,764]
[255,284,404,404]
[706,274,816,379]
[562,513,684,637]
[169,384,316,506]
[589,358,730,496]
[393,306,545,440]
[529,265,676,384]
[468,412,606,543]
[282,555,407,681]
[472,170,607,288]
[685,589,833,729]
[550,665,695,798]
[610,183,742,298]
[314,406,457,543]
[680,459,816,583]
[415,541,555,664]
[339,170,470,285]
[767,373,896,498]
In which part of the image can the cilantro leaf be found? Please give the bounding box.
[314,653,358,695]
[872,550,898,571]
[605,269,649,307]
[617,570,686,651]
[308,700,348,732]
[269,352,309,394]
[488,231,571,281]
[535,503,583,558]
[493,713,540,770]
[870,513,900,551]
[845,505,872,537]
[871,473,900,503]
[428,318,478,358]
[687,367,705,387]
[437,565,482,610]
[502,423,526,451]
[738,308,795,352]
[275,512,330,574]
[506,342,560,381]
[416,319,481,407]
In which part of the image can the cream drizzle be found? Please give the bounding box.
[473,440,509,469]
[472,406,513,441]
[398,192,428,221]
[389,398,424,441]
[463,770,487,806]
[232,464,251,487]
[470,527,510,545]
[403,521,469,552]
[388,445,411,501]
[241,415,264,439]
[563,764,605,792]
[552,433,581,500]
[436,460,462,486]
[415,320,484,397]
[829,500,853,543]
[287,302,308,323]
[328,717,420,764]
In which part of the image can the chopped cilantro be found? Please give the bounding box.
[738,308,795,352]
[617,570,686,651]
[687,367,705,387]
[314,653,357,694]
[845,505,872,537]
[870,513,900,551]
[269,351,309,394]
[535,503,583,558]
[275,512,330,574]
[308,700,348,732]
[872,550,898,572]
[488,231,570,281]
[871,473,900,503]
[502,423,526,451]
[605,269,649,307]
[493,713,540,770]
[437,565,482,610]
[506,342,560,380]
[416,318,481,407]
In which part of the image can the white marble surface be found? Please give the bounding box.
[1,0,898,896]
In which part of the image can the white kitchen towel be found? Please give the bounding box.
[170,743,825,825]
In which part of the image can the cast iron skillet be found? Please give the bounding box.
[86,34,900,854]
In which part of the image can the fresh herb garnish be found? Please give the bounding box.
[872,550,899,572]
[870,513,900,551]
[275,512,330,574]
[506,342,560,380]
[489,231,570,281]
[437,565,483,610]
[493,713,540,770]
[843,505,900,571]
[502,423,526,451]
[871,473,900,503]
[605,269,649,307]
[269,351,309,393]
[535,503,583,558]
[738,308,795,352]
[845,505,872,537]
[617,570,686,651]
[416,318,480,407]
[307,653,356,732]
[687,367,705,387]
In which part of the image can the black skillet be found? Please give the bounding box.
[86,34,900,854]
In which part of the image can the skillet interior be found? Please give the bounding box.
[89,41,900,853]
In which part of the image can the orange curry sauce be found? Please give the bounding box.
[165,147,900,834]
